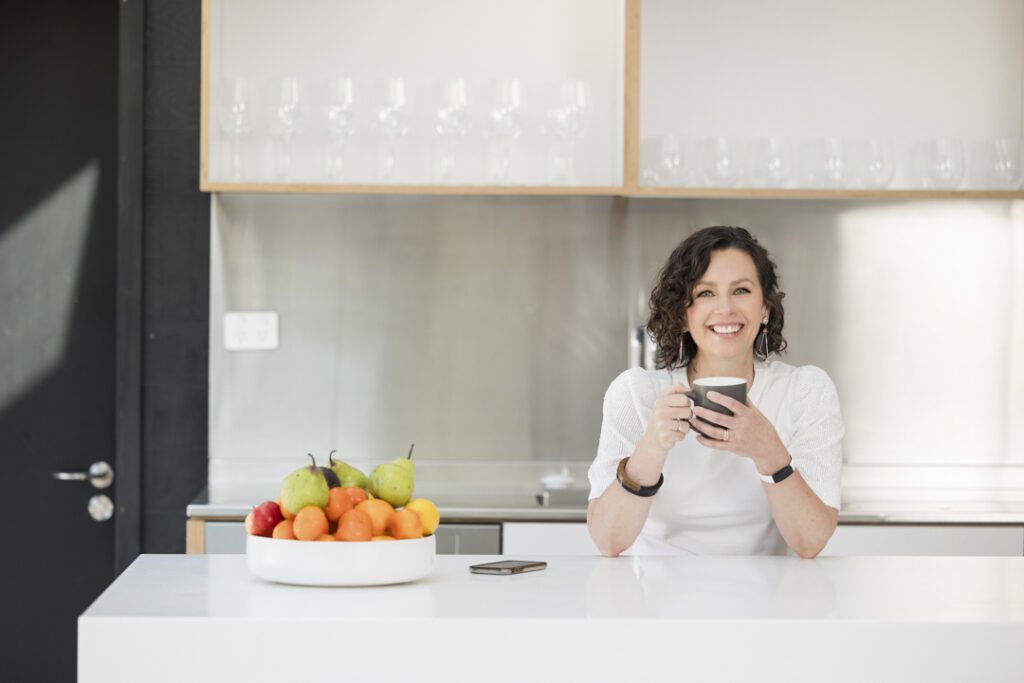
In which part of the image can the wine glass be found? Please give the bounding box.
[324,78,358,182]
[217,77,254,181]
[372,78,410,182]
[849,138,894,189]
[971,138,1021,189]
[699,136,738,187]
[433,78,471,183]
[485,79,524,184]
[270,77,302,180]
[915,138,964,189]
[640,134,681,186]
[798,137,846,188]
[744,137,791,188]
[543,79,591,183]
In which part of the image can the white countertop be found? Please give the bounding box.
[81,553,1024,682]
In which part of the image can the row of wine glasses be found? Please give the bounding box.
[215,76,593,184]
[640,136,1023,190]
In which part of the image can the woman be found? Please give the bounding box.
[587,226,843,558]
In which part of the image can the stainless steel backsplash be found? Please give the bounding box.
[210,194,1024,474]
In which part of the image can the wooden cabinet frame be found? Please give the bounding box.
[199,0,1024,199]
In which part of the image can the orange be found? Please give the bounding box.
[386,508,424,540]
[316,534,336,541]
[403,498,440,536]
[355,499,395,537]
[271,519,296,540]
[324,487,354,522]
[371,535,395,541]
[335,508,373,542]
[275,497,296,520]
[293,506,329,541]
[345,487,368,506]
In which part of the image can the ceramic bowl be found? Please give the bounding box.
[246,534,435,586]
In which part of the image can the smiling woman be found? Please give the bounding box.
[586,226,844,559]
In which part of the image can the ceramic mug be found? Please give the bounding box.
[683,376,747,438]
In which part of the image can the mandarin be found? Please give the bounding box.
[335,508,373,542]
[386,508,423,539]
[293,505,329,541]
[345,486,368,506]
[271,519,296,540]
[324,487,354,522]
[355,498,395,536]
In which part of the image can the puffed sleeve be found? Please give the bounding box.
[588,367,657,500]
[786,366,845,511]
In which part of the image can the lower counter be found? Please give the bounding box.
[80,553,1024,683]
[188,518,1024,557]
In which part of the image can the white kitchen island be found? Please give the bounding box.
[80,554,1024,682]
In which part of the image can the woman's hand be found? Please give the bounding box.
[642,384,694,452]
[692,391,788,473]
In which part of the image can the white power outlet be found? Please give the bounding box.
[224,312,279,351]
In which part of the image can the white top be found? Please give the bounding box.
[588,359,844,556]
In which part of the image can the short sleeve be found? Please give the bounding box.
[588,368,657,501]
[785,366,844,510]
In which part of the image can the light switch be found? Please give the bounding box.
[224,312,279,351]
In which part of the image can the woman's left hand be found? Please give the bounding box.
[692,391,787,469]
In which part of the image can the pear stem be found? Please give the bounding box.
[407,443,415,460]
[307,453,317,469]
[328,449,337,466]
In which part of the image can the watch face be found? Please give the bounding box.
[773,465,794,483]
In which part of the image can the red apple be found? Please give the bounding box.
[247,500,284,537]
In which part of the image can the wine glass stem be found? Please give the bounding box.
[438,140,457,182]
[326,140,345,181]
[227,130,242,181]
[275,135,293,180]
[489,140,511,183]
[547,140,576,183]
[379,141,396,181]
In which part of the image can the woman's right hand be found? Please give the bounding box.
[643,384,694,452]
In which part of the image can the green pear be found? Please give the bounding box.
[279,454,330,515]
[368,443,415,508]
[327,451,368,490]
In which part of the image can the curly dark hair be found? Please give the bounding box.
[647,226,787,370]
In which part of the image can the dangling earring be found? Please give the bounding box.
[677,333,688,367]
[756,316,770,360]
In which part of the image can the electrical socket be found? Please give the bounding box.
[224,312,279,351]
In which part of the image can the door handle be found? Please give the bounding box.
[52,461,114,489]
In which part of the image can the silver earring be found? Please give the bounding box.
[677,334,688,367]
[756,317,770,360]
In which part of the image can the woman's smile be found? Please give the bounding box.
[707,322,745,338]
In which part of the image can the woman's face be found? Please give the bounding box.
[685,247,768,364]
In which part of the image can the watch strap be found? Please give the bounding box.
[759,455,796,484]
[616,457,664,497]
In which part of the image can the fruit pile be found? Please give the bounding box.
[245,445,440,542]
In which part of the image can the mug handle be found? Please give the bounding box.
[682,390,710,438]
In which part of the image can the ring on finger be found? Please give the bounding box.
[676,418,683,432]
[723,428,730,442]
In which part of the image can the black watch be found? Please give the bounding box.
[759,456,796,484]
[616,457,664,497]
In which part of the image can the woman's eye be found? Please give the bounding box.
[735,287,750,294]
[696,290,712,298]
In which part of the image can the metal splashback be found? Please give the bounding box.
[210,194,1024,477]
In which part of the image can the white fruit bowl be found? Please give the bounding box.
[246,534,436,587]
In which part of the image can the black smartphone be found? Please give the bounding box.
[469,560,547,575]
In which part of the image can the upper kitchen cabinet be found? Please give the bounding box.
[634,0,1024,198]
[200,0,627,194]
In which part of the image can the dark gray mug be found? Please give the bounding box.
[683,377,747,438]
